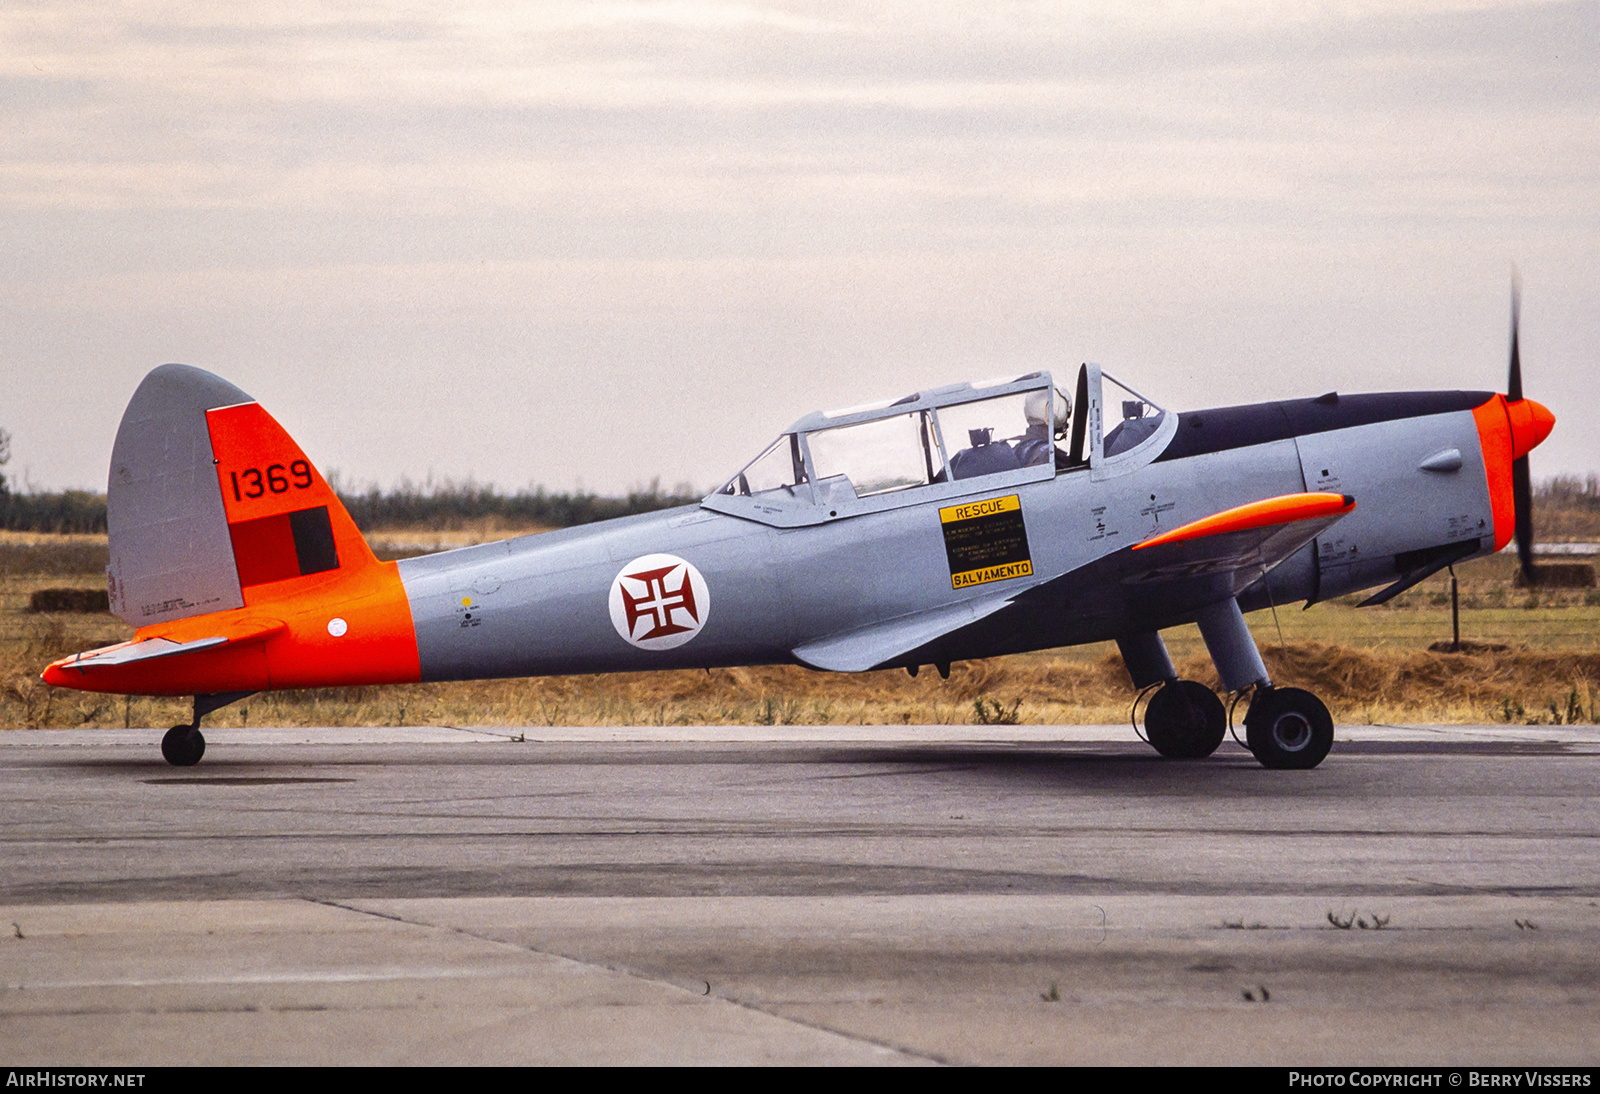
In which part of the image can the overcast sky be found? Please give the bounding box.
[3,0,1596,495]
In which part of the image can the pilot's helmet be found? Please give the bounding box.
[1024,387,1071,437]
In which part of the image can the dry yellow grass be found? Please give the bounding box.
[3,537,1596,730]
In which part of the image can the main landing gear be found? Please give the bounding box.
[1120,598,1337,770]
[1120,634,1227,760]
[1243,686,1333,770]
[1142,679,1226,759]
[158,691,253,767]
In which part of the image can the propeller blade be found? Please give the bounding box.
[1513,454,1535,586]
[1506,271,1534,584]
[1507,272,1523,401]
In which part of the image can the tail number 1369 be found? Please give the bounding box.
[230,460,314,500]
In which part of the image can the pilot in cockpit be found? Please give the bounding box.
[1014,386,1072,470]
[948,384,1074,480]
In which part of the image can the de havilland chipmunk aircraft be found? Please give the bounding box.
[44,295,1554,770]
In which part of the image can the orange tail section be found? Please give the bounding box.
[45,366,420,696]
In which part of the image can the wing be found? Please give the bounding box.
[792,592,1016,672]
[1122,491,1354,586]
[789,491,1354,672]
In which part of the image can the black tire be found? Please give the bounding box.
[1244,687,1333,770]
[161,725,205,767]
[1144,679,1227,759]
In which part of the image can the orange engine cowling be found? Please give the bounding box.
[1470,393,1556,552]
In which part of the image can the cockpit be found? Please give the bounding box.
[703,365,1172,527]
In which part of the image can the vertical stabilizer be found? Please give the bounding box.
[203,397,380,604]
[107,363,382,629]
[108,365,252,625]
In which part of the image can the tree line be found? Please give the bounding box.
[0,473,700,535]
[2,444,1596,537]
[1540,474,1600,508]
[335,479,702,531]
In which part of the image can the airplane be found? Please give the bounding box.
[43,291,1554,770]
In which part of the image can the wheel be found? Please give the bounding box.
[161,724,206,767]
[1143,679,1226,759]
[1244,687,1333,770]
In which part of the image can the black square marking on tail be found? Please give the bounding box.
[289,506,339,576]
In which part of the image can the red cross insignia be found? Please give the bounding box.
[609,554,710,650]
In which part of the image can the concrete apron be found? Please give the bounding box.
[3,893,1595,1066]
[0,898,921,1066]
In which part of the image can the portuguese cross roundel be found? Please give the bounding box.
[608,553,710,650]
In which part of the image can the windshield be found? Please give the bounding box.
[717,433,808,496]
[1101,372,1166,458]
[806,411,945,497]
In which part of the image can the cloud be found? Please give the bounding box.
[2,1,1595,489]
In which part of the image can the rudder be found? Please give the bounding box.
[108,365,251,625]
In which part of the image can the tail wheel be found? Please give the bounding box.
[1144,680,1226,759]
[161,725,206,767]
[1244,687,1333,770]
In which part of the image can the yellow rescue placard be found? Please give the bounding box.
[939,494,1022,524]
[939,494,1033,590]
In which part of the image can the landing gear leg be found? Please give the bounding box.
[1244,686,1333,770]
[1144,680,1226,759]
[158,691,253,767]
[1195,597,1335,770]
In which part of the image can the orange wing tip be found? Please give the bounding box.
[1134,492,1355,552]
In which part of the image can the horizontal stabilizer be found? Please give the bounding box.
[60,636,228,670]
[47,618,285,677]
[793,592,1015,672]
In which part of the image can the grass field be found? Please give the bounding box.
[2,531,1596,731]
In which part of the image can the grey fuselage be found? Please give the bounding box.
[397,388,1498,682]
